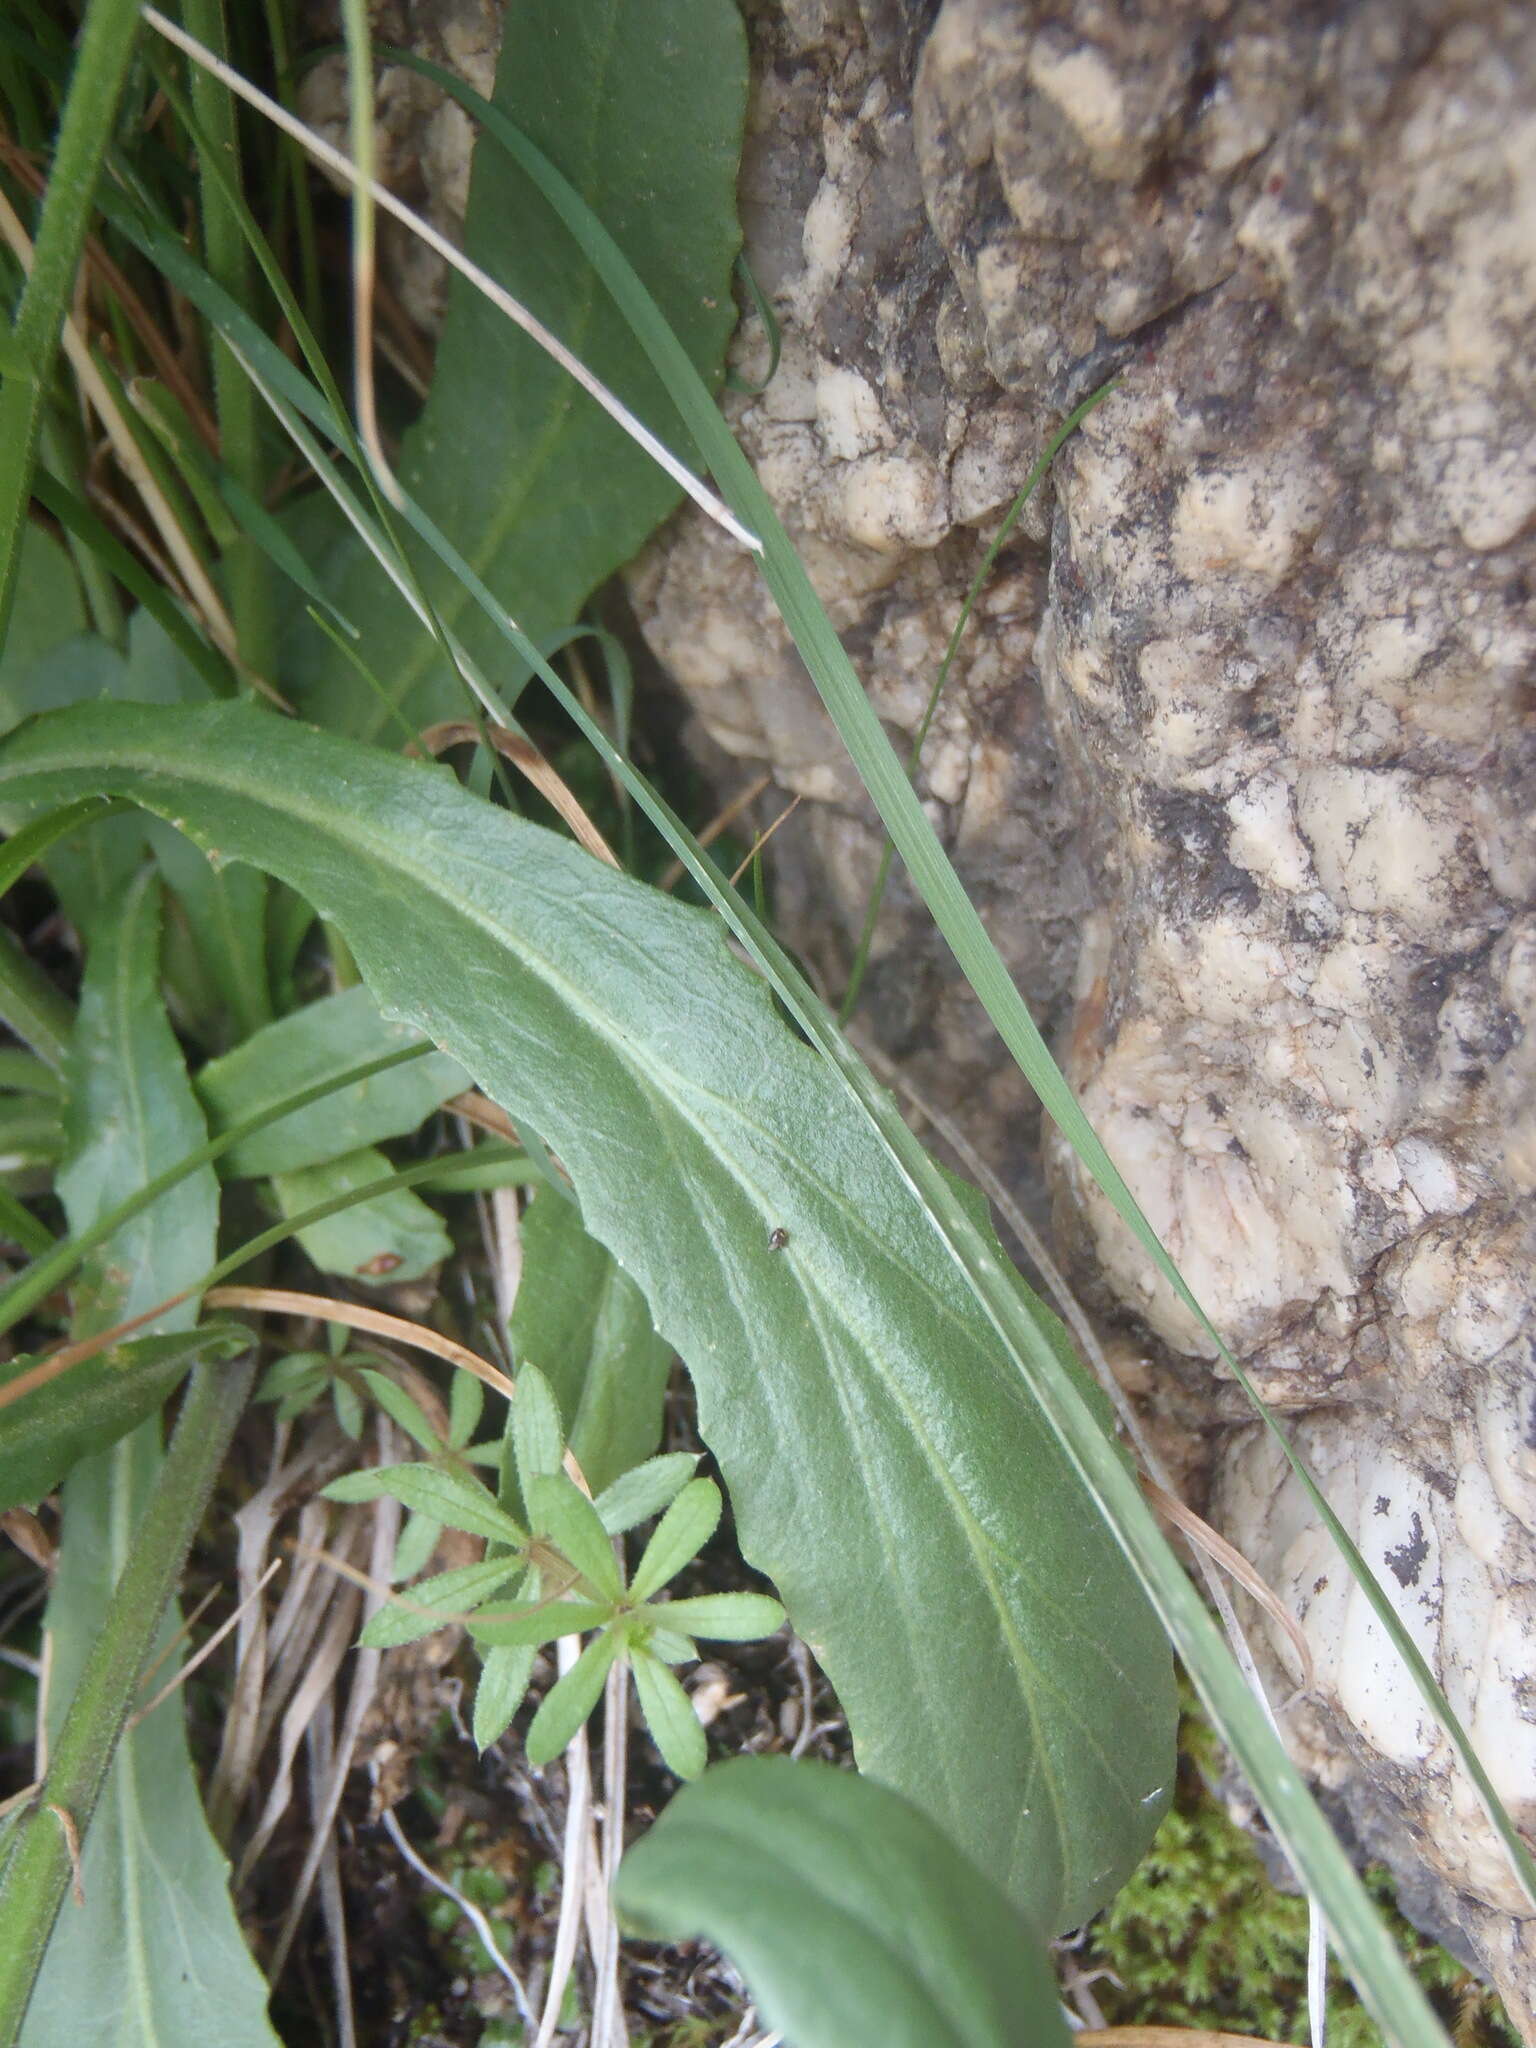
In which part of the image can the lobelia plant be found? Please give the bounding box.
[0,1,1526,2045]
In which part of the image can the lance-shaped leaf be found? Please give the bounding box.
[526,1627,623,1766]
[653,1593,785,1643]
[360,1557,526,1649]
[0,1324,251,1514]
[507,1359,564,1512]
[629,1478,721,1603]
[468,1596,612,1650]
[630,1649,706,1780]
[323,1461,526,1549]
[0,700,1174,1932]
[20,870,279,2045]
[472,1566,541,1749]
[510,1184,673,1495]
[526,1471,623,1602]
[195,984,467,1177]
[277,0,748,740]
[591,1452,697,1536]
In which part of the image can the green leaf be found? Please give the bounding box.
[652,1593,785,1643]
[143,817,271,1045]
[511,1184,673,1495]
[0,1050,64,1098]
[323,1461,527,1549]
[526,1470,622,1601]
[630,1649,705,1780]
[0,1186,54,1257]
[271,1143,451,1286]
[254,1350,329,1405]
[0,1324,250,1514]
[507,1358,564,1505]
[0,1092,64,1172]
[0,701,1174,1933]
[388,1508,442,1583]
[645,1627,698,1666]
[447,1367,483,1449]
[525,1627,622,1767]
[0,635,147,935]
[473,1635,537,1749]
[281,0,747,740]
[467,1596,612,1650]
[359,1367,444,1455]
[0,527,85,695]
[360,1556,524,1649]
[629,1478,720,1604]
[196,984,467,1176]
[615,1757,1071,2048]
[591,1451,697,1536]
[21,870,277,2045]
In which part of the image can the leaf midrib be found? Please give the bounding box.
[137,736,1146,1881]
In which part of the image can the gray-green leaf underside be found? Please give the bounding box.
[0,701,1174,1932]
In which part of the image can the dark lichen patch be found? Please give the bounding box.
[1385,1512,1430,1590]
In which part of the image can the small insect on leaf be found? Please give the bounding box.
[767,1226,789,1252]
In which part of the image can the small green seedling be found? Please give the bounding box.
[323,1363,785,1774]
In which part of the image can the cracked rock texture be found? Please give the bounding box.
[633,0,1536,2020]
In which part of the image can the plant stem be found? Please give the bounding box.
[0,0,143,655]
[0,1353,256,2043]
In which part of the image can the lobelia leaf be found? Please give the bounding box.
[628,1478,721,1604]
[19,870,278,2045]
[630,1649,706,1780]
[195,983,467,1177]
[0,1324,251,1514]
[270,1143,452,1286]
[614,1757,1071,2048]
[525,1627,622,1767]
[510,1185,673,1496]
[0,700,1175,1932]
[277,0,747,740]
[0,527,85,696]
[323,1461,527,1549]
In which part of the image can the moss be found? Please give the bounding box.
[1080,1708,1519,2048]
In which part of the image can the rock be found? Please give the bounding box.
[641,0,1536,2019]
